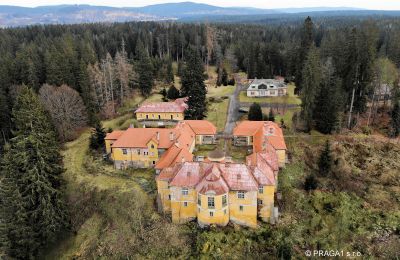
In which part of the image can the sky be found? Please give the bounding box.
[0,0,400,10]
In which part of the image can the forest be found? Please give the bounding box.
[0,15,400,259]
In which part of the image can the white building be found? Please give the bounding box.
[246,79,288,97]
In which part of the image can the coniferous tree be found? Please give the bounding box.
[296,16,315,93]
[268,109,275,122]
[248,103,263,121]
[304,174,318,191]
[314,59,343,134]
[0,87,68,258]
[161,88,168,101]
[0,88,10,146]
[180,48,207,119]
[167,85,180,100]
[221,68,228,86]
[136,42,154,97]
[391,99,400,137]
[318,141,333,177]
[301,46,322,132]
[89,120,107,151]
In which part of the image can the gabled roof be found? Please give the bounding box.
[233,121,264,136]
[111,128,179,148]
[155,144,193,170]
[184,120,217,135]
[105,130,124,140]
[135,97,188,113]
[233,121,287,152]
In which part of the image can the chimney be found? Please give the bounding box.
[169,132,174,141]
[156,131,160,141]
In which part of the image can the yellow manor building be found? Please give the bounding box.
[135,97,188,125]
[105,120,217,170]
[156,144,280,228]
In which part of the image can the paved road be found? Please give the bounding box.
[224,77,246,135]
[239,101,299,108]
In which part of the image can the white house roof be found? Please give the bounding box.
[247,79,287,91]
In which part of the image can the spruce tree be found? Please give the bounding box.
[0,88,10,146]
[296,16,315,93]
[180,48,207,119]
[0,87,68,258]
[167,85,180,100]
[318,141,333,177]
[391,99,400,137]
[268,109,275,122]
[301,46,322,132]
[136,42,154,97]
[89,120,107,151]
[221,68,228,86]
[314,59,342,134]
[248,103,263,121]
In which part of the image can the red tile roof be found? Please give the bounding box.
[155,144,193,170]
[233,121,286,152]
[105,130,124,140]
[135,97,188,113]
[196,164,230,195]
[220,163,258,191]
[184,120,217,135]
[169,162,205,187]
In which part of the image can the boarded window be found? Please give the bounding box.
[222,195,227,207]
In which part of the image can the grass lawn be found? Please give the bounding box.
[239,84,301,105]
[207,85,235,98]
[207,99,229,131]
[226,141,248,163]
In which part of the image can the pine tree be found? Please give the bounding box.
[248,103,263,121]
[0,87,68,258]
[180,48,207,119]
[391,99,400,137]
[167,85,180,100]
[318,141,333,177]
[89,120,107,151]
[301,46,322,132]
[136,42,154,97]
[268,109,275,122]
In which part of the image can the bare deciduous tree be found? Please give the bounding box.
[39,84,88,142]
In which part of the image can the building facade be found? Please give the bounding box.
[156,150,280,228]
[246,79,288,97]
[233,121,287,167]
[105,120,217,170]
[135,97,188,126]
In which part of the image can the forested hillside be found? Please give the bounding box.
[0,16,399,259]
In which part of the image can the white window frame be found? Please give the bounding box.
[237,191,245,199]
[182,187,189,196]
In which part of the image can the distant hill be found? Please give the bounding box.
[0,2,397,27]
